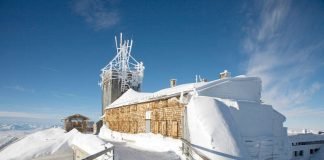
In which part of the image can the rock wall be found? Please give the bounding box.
[104,97,185,138]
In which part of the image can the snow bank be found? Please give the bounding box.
[72,131,113,155]
[0,128,111,160]
[0,128,74,160]
[99,125,123,141]
[218,98,286,137]
[186,96,250,159]
[186,96,289,160]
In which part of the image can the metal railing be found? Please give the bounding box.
[181,138,209,160]
[82,146,115,160]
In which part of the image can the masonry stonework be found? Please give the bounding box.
[104,96,185,138]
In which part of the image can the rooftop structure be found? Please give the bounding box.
[99,33,145,115]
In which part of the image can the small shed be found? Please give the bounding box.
[63,114,92,133]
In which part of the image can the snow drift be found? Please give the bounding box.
[186,96,288,159]
[186,96,250,159]
[0,128,111,160]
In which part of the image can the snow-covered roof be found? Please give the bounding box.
[110,88,153,107]
[107,81,207,109]
[107,76,262,109]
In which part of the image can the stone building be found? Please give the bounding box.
[63,114,93,133]
[105,90,185,138]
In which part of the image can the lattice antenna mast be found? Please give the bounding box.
[100,33,145,92]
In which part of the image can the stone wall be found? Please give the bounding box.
[104,96,185,138]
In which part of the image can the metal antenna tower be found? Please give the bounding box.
[99,33,145,114]
[100,33,144,92]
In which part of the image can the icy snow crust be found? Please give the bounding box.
[0,128,111,160]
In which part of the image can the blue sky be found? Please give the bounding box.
[0,0,323,129]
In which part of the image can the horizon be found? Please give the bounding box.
[0,0,323,130]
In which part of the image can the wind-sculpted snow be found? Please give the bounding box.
[186,96,289,160]
[186,96,250,160]
[0,128,112,160]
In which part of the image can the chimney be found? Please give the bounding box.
[170,79,176,87]
[220,70,231,79]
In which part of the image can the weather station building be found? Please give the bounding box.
[99,34,324,160]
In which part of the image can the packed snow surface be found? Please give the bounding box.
[0,128,111,160]
[99,125,182,160]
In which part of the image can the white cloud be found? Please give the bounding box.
[0,111,58,119]
[281,106,324,118]
[4,85,35,93]
[242,0,324,119]
[72,0,120,30]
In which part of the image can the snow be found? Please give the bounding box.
[185,95,289,159]
[110,88,153,108]
[0,128,112,160]
[186,96,250,159]
[0,136,18,150]
[0,123,52,151]
[72,131,113,155]
[0,128,74,160]
[107,82,199,108]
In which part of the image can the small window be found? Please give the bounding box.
[294,151,298,157]
[299,150,303,156]
[310,149,314,154]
